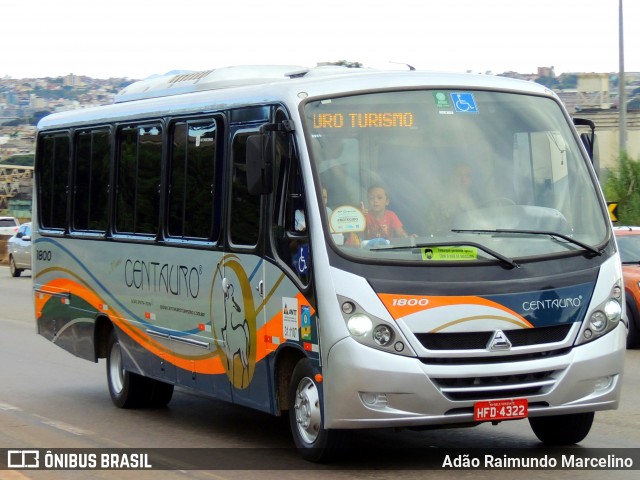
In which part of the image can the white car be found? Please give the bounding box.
[8,222,31,277]
[0,216,20,236]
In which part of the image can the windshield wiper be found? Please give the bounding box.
[452,229,602,256]
[371,241,518,269]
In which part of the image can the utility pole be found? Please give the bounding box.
[619,0,627,154]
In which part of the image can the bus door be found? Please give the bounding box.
[212,126,269,411]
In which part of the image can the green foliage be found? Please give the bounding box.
[3,155,34,166]
[534,76,559,89]
[603,152,640,225]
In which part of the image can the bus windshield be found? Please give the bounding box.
[304,89,608,263]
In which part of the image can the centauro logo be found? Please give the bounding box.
[124,258,201,298]
[522,296,582,311]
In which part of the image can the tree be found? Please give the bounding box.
[603,152,640,225]
[28,110,52,125]
[3,155,34,166]
[534,76,559,89]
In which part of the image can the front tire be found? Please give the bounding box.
[626,305,640,348]
[288,358,346,462]
[529,412,594,445]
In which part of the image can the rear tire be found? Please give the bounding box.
[529,412,594,445]
[288,358,346,462]
[149,380,174,407]
[9,256,22,277]
[106,331,153,408]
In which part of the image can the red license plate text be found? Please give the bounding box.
[474,398,528,421]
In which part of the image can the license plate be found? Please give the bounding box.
[474,398,528,421]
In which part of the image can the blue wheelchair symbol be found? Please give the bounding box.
[451,93,479,113]
[296,245,309,274]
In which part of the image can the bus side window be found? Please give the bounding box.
[115,124,162,236]
[272,125,310,285]
[230,131,261,246]
[168,119,218,240]
[38,132,70,231]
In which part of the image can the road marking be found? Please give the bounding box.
[0,401,22,411]
[32,415,94,436]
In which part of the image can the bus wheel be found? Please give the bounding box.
[149,380,174,407]
[289,358,345,462]
[529,411,594,445]
[9,256,22,277]
[106,331,151,409]
[626,305,640,348]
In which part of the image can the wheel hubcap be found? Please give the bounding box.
[109,342,124,394]
[294,377,321,444]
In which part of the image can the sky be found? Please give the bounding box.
[3,0,639,80]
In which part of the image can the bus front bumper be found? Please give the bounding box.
[323,323,625,429]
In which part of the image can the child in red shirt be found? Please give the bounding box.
[364,186,408,239]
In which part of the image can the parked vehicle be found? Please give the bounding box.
[8,222,32,277]
[614,226,640,348]
[0,216,20,236]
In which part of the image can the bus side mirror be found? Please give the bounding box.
[246,134,273,195]
[580,133,593,159]
[574,117,598,163]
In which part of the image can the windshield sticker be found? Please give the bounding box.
[330,205,366,233]
[301,305,312,341]
[451,92,479,113]
[283,298,299,341]
[433,91,452,109]
[421,246,478,261]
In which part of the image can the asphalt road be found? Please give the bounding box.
[0,267,639,479]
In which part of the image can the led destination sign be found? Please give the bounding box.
[312,112,414,129]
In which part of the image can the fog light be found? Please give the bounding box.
[361,392,388,406]
[584,329,593,339]
[347,314,372,337]
[594,376,613,392]
[394,341,405,352]
[590,311,607,332]
[373,325,393,346]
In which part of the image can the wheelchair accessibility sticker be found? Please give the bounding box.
[451,93,479,113]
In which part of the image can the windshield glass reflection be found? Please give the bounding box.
[304,89,608,263]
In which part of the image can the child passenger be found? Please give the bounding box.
[363,185,408,239]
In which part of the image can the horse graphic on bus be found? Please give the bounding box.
[211,255,257,389]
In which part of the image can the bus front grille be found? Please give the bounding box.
[432,370,558,401]
[415,324,572,351]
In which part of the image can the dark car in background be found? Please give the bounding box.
[8,222,32,277]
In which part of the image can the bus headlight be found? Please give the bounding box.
[373,325,394,346]
[604,299,622,322]
[576,284,623,345]
[338,295,416,357]
[589,311,607,333]
[347,314,372,337]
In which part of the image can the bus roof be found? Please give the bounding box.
[114,65,310,103]
[37,66,554,130]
